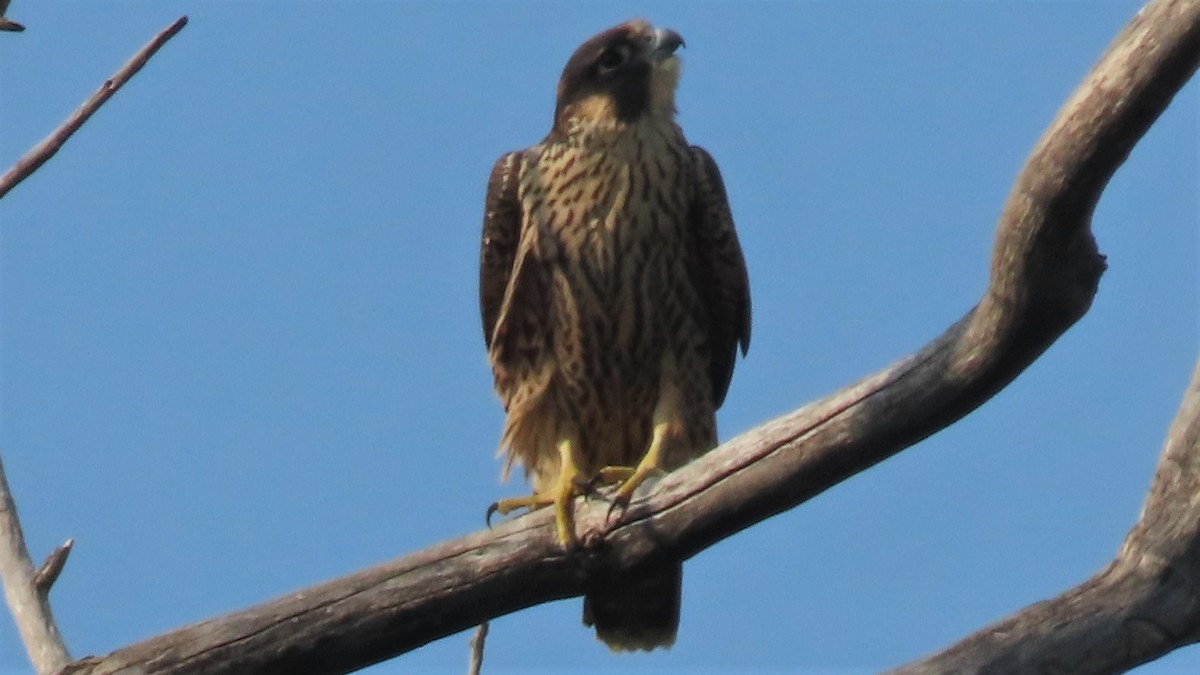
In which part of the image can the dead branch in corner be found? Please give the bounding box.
[0,15,188,200]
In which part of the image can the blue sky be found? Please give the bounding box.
[0,2,1196,674]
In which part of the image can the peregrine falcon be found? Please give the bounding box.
[480,19,750,651]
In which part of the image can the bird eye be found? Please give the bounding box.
[596,47,627,74]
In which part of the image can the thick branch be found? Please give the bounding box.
[0,456,71,674]
[0,15,188,200]
[894,359,1200,673]
[58,1,1199,673]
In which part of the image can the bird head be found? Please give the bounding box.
[552,19,685,137]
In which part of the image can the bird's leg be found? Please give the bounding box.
[605,420,670,514]
[485,437,585,547]
[601,374,682,516]
[549,437,585,546]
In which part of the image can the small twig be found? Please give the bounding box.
[0,0,24,32]
[0,454,71,674]
[34,539,73,594]
[0,14,188,200]
[467,623,488,675]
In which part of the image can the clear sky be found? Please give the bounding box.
[0,2,1196,674]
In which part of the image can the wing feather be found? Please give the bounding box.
[688,146,751,408]
[479,151,524,350]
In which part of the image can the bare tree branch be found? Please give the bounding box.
[893,359,1200,673]
[892,2,1200,667]
[54,1,1199,673]
[0,455,71,674]
[0,15,188,674]
[0,15,188,200]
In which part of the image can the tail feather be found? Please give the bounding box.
[582,561,682,651]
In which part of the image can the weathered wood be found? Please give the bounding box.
[63,523,581,674]
[53,0,1200,672]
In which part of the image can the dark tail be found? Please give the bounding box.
[582,561,682,651]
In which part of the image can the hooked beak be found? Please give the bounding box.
[648,27,685,61]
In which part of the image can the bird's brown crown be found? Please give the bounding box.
[552,19,684,138]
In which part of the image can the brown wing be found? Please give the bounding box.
[688,146,751,409]
[479,151,524,350]
[480,148,555,394]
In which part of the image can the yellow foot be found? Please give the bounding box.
[593,466,635,485]
[602,421,671,518]
[487,438,585,548]
[576,465,633,497]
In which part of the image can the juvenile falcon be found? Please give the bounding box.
[479,19,750,651]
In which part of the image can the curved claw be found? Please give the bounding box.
[605,492,631,522]
[485,502,501,529]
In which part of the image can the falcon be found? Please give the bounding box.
[479,19,750,651]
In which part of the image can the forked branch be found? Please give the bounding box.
[0,456,71,674]
[57,0,1199,673]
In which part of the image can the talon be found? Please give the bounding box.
[605,492,631,521]
[487,437,608,546]
[486,493,555,530]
